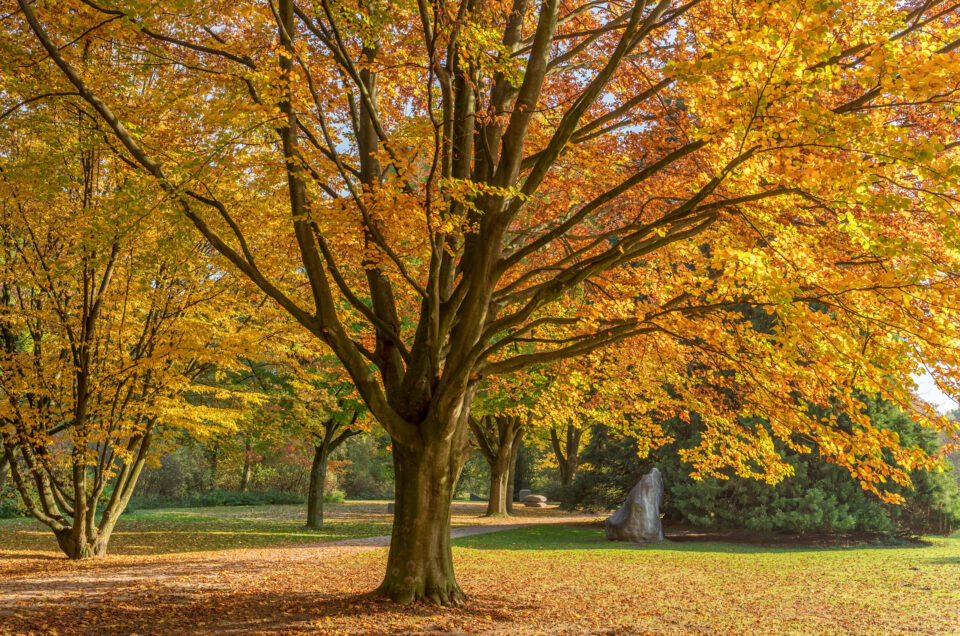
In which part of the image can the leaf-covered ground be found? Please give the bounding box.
[1,505,958,634]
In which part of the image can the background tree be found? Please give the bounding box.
[0,106,250,558]
[533,350,668,488]
[469,412,524,516]
[11,0,960,603]
[282,361,367,528]
[208,340,369,527]
[470,371,550,515]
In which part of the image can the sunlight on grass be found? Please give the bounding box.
[443,525,960,633]
[0,503,394,556]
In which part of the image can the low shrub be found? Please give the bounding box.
[126,489,305,512]
[563,399,960,537]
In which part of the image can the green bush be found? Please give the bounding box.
[324,488,346,503]
[0,492,27,518]
[0,474,29,518]
[563,399,960,536]
[338,433,395,499]
[126,489,305,512]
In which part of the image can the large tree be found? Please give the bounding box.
[8,0,960,603]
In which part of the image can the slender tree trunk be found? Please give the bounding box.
[376,434,467,605]
[208,442,219,491]
[551,425,583,487]
[307,444,328,529]
[0,454,8,491]
[469,415,523,517]
[505,437,522,514]
[238,438,252,493]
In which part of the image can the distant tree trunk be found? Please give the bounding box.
[207,442,219,491]
[469,415,524,516]
[487,456,509,516]
[551,425,583,487]
[238,438,252,493]
[0,452,9,491]
[306,410,360,529]
[505,437,522,514]
[306,442,329,528]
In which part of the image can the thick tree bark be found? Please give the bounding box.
[54,528,108,559]
[307,443,328,529]
[0,454,8,491]
[376,429,469,605]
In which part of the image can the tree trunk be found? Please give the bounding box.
[0,454,8,491]
[238,438,252,493]
[208,442,219,491]
[469,415,523,517]
[486,457,510,516]
[307,444,327,529]
[505,437,522,514]
[551,425,583,487]
[375,438,465,605]
[559,458,574,486]
[54,527,108,559]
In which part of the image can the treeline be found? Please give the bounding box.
[7,394,956,541]
[564,400,960,537]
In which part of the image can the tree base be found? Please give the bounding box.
[374,578,466,606]
[56,533,108,560]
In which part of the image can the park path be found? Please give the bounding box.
[297,521,526,549]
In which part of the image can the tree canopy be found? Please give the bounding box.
[4,0,960,603]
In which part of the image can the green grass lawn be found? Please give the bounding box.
[443,525,960,633]
[0,503,394,555]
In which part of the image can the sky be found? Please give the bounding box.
[914,371,958,415]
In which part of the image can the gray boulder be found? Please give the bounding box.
[604,467,664,544]
[523,494,547,504]
[518,489,532,501]
[525,502,548,508]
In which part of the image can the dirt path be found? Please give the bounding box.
[294,514,600,548]
[311,522,526,548]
